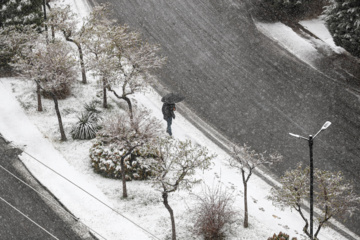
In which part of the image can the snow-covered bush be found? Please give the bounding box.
[90,141,156,180]
[0,0,43,28]
[95,107,162,198]
[267,232,297,240]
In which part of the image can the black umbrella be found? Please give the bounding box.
[161,92,185,104]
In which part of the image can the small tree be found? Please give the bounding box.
[48,5,88,83]
[97,107,162,198]
[82,4,117,108]
[228,144,282,228]
[108,28,166,118]
[12,39,78,141]
[269,163,360,239]
[3,25,45,110]
[151,138,216,240]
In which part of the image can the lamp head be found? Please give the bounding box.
[321,121,331,130]
[289,133,300,138]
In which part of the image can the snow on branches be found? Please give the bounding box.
[149,137,216,240]
[269,163,360,239]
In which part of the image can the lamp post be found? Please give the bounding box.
[289,121,331,240]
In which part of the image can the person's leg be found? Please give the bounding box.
[166,117,172,136]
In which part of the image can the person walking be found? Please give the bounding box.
[162,102,176,136]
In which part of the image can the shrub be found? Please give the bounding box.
[42,82,71,99]
[191,184,237,240]
[71,112,97,140]
[325,0,360,58]
[268,232,297,240]
[90,141,156,180]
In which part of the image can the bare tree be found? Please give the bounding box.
[81,3,166,115]
[108,27,166,119]
[151,138,216,240]
[82,4,117,108]
[12,39,78,141]
[269,163,360,239]
[191,183,238,240]
[97,107,162,198]
[47,5,88,84]
[229,144,282,228]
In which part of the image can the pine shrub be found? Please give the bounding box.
[71,112,97,140]
[268,232,297,240]
[90,141,156,180]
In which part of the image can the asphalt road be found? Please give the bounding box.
[89,0,360,236]
[0,135,91,240]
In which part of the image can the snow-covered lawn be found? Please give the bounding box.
[0,1,358,240]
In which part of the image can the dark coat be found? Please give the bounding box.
[162,103,175,120]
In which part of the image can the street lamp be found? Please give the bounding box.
[289,121,331,240]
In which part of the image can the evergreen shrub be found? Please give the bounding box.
[71,112,97,140]
[325,0,360,58]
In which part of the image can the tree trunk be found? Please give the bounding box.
[162,192,176,240]
[121,158,128,198]
[242,170,249,228]
[103,80,107,108]
[36,83,43,112]
[77,43,87,84]
[108,88,133,120]
[64,37,87,84]
[51,93,67,141]
[123,96,133,120]
[51,25,55,42]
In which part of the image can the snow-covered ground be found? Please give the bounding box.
[255,17,346,70]
[0,0,358,240]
